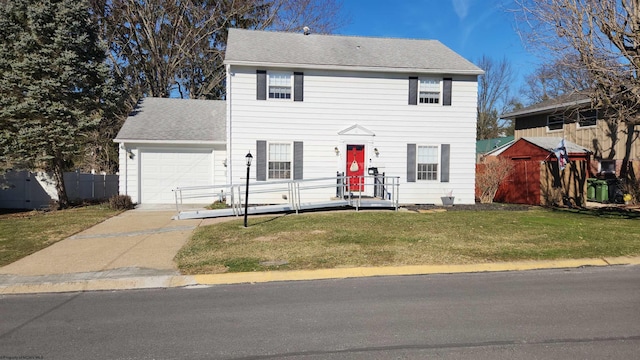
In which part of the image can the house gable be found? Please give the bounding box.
[338,124,375,137]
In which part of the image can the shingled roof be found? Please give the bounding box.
[115,98,226,143]
[224,28,484,75]
[501,92,592,119]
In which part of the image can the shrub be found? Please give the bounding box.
[476,157,515,204]
[619,177,640,205]
[108,194,134,210]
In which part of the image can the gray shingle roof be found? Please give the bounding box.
[522,137,592,154]
[115,98,226,143]
[501,92,592,119]
[224,28,484,75]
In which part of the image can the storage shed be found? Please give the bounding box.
[486,137,591,206]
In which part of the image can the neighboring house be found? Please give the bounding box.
[501,92,640,178]
[476,136,513,163]
[116,29,483,205]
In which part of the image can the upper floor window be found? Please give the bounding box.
[268,142,291,179]
[578,109,597,127]
[547,114,564,131]
[417,145,438,180]
[419,78,440,104]
[268,72,292,99]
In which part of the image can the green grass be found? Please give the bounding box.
[0,205,121,267]
[176,207,640,274]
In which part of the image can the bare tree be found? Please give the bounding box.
[521,54,592,104]
[515,0,640,178]
[90,0,346,101]
[476,157,515,203]
[476,55,515,140]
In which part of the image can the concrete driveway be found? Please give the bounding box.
[0,208,209,293]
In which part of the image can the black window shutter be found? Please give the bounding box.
[407,144,416,182]
[256,140,267,181]
[294,72,304,102]
[256,70,266,100]
[408,77,418,105]
[293,141,303,179]
[441,144,450,182]
[443,78,452,106]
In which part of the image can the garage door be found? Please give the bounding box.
[140,149,213,204]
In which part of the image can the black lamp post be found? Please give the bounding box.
[244,151,253,228]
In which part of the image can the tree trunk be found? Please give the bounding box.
[620,123,637,180]
[52,159,69,209]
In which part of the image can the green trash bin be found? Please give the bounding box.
[587,179,596,201]
[595,180,609,202]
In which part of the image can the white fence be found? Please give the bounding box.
[0,171,119,209]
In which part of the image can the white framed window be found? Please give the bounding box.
[268,72,292,99]
[578,109,597,128]
[417,145,438,180]
[419,78,440,104]
[268,142,292,179]
[547,114,564,131]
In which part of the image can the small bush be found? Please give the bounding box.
[476,157,515,203]
[619,177,640,205]
[108,194,134,210]
[206,201,229,210]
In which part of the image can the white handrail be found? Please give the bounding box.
[173,175,400,213]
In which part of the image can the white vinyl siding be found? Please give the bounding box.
[227,66,478,204]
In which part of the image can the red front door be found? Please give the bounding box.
[346,144,365,192]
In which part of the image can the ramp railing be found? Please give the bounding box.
[173,174,400,214]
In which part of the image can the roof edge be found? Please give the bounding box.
[501,98,591,119]
[225,61,484,76]
[114,139,225,145]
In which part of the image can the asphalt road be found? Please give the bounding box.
[1,266,639,359]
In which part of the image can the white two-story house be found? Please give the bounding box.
[224,28,482,205]
[116,29,482,206]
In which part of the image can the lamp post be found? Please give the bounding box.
[244,151,253,228]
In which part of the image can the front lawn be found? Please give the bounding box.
[176,207,640,274]
[0,205,121,267]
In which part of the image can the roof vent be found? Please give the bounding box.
[303,26,310,35]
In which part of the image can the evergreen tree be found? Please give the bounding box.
[0,0,112,208]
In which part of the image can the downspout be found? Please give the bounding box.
[124,144,128,196]
[226,64,233,185]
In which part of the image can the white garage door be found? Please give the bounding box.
[140,149,213,204]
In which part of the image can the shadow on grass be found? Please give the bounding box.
[551,206,640,219]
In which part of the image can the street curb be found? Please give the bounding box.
[0,276,197,295]
[1,257,639,295]
[192,257,636,285]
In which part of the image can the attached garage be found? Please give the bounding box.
[140,148,213,204]
[115,98,226,205]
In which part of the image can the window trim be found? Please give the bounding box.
[547,114,564,132]
[577,109,597,128]
[416,145,439,181]
[267,71,293,100]
[418,77,442,105]
[267,141,293,180]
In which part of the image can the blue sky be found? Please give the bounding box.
[338,0,537,93]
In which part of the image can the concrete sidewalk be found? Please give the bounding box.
[1,209,640,295]
[0,209,205,294]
